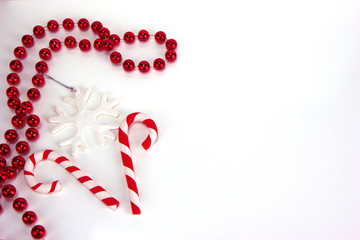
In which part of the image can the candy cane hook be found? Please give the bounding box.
[24,150,120,210]
[118,112,158,214]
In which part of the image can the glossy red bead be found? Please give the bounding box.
[31,225,46,239]
[63,18,74,30]
[35,61,48,74]
[98,27,110,39]
[27,88,41,101]
[165,50,177,62]
[0,144,10,157]
[138,61,150,73]
[103,40,114,51]
[12,156,25,170]
[25,128,39,141]
[91,21,103,33]
[166,39,177,50]
[11,115,26,129]
[27,115,40,127]
[2,184,16,198]
[94,38,104,50]
[0,170,6,182]
[22,211,37,225]
[21,35,34,48]
[0,157,6,169]
[123,59,135,71]
[15,141,30,155]
[13,197,28,211]
[49,38,61,51]
[5,129,18,143]
[39,48,52,60]
[124,32,135,43]
[109,34,120,46]
[6,86,19,98]
[78,18,90,31]
[5,166,16,179]
[14,46,27,59]
[155,31,167,43]
[47,20,59,32]
[10,60,23,72]
[7,97,21,109]
[15,104,28,116]
[22,101,33,114]
[79,39,91,51]
[153,58,166,70]
[6,73,20,85]
[32,74,45,87]
[138,30,150,42]
[33,25,45,38]
[64,36,77,48]
[110,52,122,64]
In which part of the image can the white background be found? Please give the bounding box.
[1,0,360,239]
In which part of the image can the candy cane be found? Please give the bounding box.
[24,150,120,210]
[118,112,158,214]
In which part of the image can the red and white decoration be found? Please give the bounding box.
[118,112,158,214]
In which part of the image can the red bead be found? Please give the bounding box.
[123,59,135,71]
[138,30,150,42]
[6,86,19,98]
[5,166,16,179]
[32,74,45,87]
[49,38,61,51]
[25,128,39,141]
[153,58,166,70]
[165,50,177,62]
[15,104,28,116]
[39,48,52,60]
[138,61,150,73]
[124,32,135,43]
[155,31,167,43]
[12,156,25,170]
[93,38,104,50]
[7,97,21,110]
[10,60,23,72]
[14,46,27,59]
[22,101,33,114]
[0,170,6,182]
[27,115,40,127]
[27,88,41,101]
[22,211,37,225]
[79,39,91,51]
[21,35,34,48]
[11,115,26,129]
[103,40,114,51]
[31,225,46,239]
[15,141,30,154]
[98,27,110,39]
[63,18,74,30]
[0,144,10,157]
[5,129,18,143]
[47,20,59,32]
[13,197,28,211]
[166,39,177,50]
[35,61,48,74]
[2,184,16,198]
[109,34,120,46]
[33,25,45,38]
[0,157,6,169]
[6,73,20,85]
[78,18,90,31]
[91,21,103,33]
[64,36,77,48]
[110,52,122,64]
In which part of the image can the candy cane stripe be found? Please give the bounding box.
[119,112,158,214]
[24,150,120,210]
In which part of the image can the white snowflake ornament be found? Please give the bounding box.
[48,88,120,156]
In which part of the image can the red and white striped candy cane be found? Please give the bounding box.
[118,112,158,214]
[24,150,120,210]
